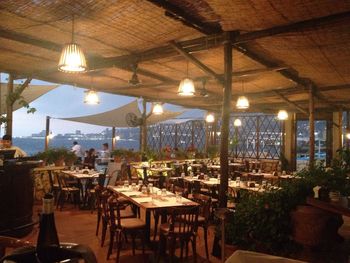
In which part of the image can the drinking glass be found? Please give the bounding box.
[236,177,240,187]
[131,182,136,191]
[124,180,129,189]
[148,183,153,195]
[176,192,182,203]
[181,172,185,178]
[75,166,79,172]
[161,188,167,197]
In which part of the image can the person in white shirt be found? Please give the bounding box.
[2,134,27,158]
[71,141,84,163]
[99,143,110,164]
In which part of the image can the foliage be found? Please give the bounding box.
[296,160,350,195]
[223,179,313,256]
[207,145,219,159]
[35,148,74,164]
[279,152,289,172]
[111,148,140,161]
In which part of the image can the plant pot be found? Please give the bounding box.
[54,158,65,167]
[329,191,341,202]
[291,205,333,247]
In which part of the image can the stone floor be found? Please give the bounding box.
[24,203,221,263]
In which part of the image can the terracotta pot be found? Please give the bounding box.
[291,205,334,247]
[54,158,64,167]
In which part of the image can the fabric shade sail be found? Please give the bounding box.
[60,100,184,127]
[0,83,58,114]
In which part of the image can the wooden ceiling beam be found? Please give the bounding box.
[146,0,222,35]
[273,90,308,115]
[234,11,350,44]
[170,41,223,83]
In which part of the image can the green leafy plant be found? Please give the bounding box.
[207,145,219,159]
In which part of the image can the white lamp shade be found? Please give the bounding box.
[152,103,164,115]
[236,96,249,109]
[234,119,242,127]
[84,90,100,104]
[178,78,195,96]
[58,43,87,73]
[277,110,288,120]
[206,113,215,123]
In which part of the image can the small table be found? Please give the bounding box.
[62,170,100,208]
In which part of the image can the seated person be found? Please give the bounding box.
[1,134,27,158]
[83,148,96,169]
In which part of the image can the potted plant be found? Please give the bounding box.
[207,145,219,159]
[64,150,77,166]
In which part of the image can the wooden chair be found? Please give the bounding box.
[157,206,199,263]
[190,194,212,259]
[56,173,80,211]
[107,196,146,262]
[0,236,31,258]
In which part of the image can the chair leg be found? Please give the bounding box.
[153,212,159,241]
[169,237,176,263]
[96,210,101,236]
[203,226,209,259]
[141,230,145,255]
[107,229,114,260]
[101,220,107,247]
[131,233,136,255]
[191,236,197,263]
[56,191,61,210]
[180,240,184,261]
[116,230,123,263]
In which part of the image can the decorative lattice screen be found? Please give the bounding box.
[147,115,282,159]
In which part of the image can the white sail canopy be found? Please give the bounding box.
[60,100,184,127]
[0,83,58,114]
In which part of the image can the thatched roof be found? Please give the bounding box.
[0,0,349,115]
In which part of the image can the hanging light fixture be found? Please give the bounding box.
[58,15,87,73]
[236,82,249,109]
[152,103,164,115]
[205,113,215,123]
[178,61,195,96]
[84,90,100,105]
[277,110,288,120]
[234,119,242,127]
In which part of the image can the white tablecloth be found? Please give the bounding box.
[226,250,306,263]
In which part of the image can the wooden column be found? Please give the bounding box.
[140,99,147,153]
[174,123,178,149]
[326,119,333,166]
[111,127,116,151]
[346,111,350,149]
[205,122,209,155]
[219,32,232,208]
[256,116,260,159]
[159,124,162,153]
[284,113,297,171]
[44,116,50,150]
[6,74,14,136]
[309,85,315,169]
[332,111,342,157]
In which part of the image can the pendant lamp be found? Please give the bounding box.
[58,15,87,73]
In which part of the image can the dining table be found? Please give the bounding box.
[149,167,173,188]
[107,185,198,242]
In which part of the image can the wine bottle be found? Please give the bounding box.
[36,193,60,262]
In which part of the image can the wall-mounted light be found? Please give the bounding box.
[277,110,288,120]
[205,113,215,123]
[152,103,164,115]
[234,119,242,127]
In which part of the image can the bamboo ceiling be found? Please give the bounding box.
[0,0,350,115]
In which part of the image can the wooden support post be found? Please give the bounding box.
[219,32,232,208]
[326,119,333,166]
[205,122,209,155]
[141,99,147,153]
[159,124,162,154]
[256,116,260,159]
[174,124,178,149]
[111,127,116,151]
[309,85,315,169]
[5,74,14,136]
[44,116,50,151]
[235,126,238,158]
[191,121,195,148]
[346,111,350,149]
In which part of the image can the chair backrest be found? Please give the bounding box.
[107,163,121,186]
[168,206,199,237]
[177,178,185,188]
[0,236,31,258]
[108,195,131,229]
[191,194,212,221]
[173,186,188,198]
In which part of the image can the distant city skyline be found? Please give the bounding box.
[0,74,204,137]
